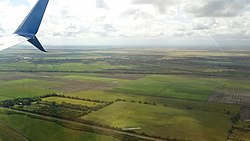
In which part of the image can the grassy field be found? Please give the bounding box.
[0,79,56,101]
[0,73,128,101]
[111,75,224,101]
[0,110,119,141]
[0,62,132,72]
[66,90,147,102]
[42,97,103,107]
[0,109,27,141]
[82,101,237,141]
[111,75,250,101]
[62,74,128,83]
[0,122,27,141]
[66,90,240,113]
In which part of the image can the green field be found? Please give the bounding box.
[111,75,250,101]
[0,122,27,141]
[42,97,103,107]
[0,79,56,101]
[66,90,147,102]
[0,62,132,72]
[82,101,237,141]
[111,75,223,100]
[0,109,119,141]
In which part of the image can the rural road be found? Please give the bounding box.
[8,109,168,141]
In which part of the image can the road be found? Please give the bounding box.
[8,109,168,141]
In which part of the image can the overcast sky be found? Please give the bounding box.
[0,0,250,47]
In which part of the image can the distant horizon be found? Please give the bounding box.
[9,44,250,51]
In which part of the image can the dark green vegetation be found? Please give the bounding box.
[0,47,250,141]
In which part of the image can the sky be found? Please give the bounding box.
[0,0,250,47]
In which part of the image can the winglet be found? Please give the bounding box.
[14,0,49,52]
[28,36,47,52]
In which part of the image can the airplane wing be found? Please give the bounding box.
[0,0,49,52]
[0,34,29,51]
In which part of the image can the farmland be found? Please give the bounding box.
[42,97,103,107]
[0,108,119,141]
[82,101,237,141]
[0,47,250,141]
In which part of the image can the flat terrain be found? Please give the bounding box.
[42,97,103,107]
[0,47,249,141]
[0,109,119,141]
[82,101,236,141]
[112,75,226,101]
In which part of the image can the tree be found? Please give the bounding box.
[2,100,15,108]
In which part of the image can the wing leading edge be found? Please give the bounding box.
[0,0,49,52]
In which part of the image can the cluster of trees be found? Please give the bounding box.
[32,97,113,119]
[59,101,113,111]
[114,99,157,106]
[0,97,41,108]
[231,113,240,124]
[0,93,115,119]
[11,101,91,120]
[115,98,126,102]
[41,93,107,103]
[40,93,114,111]
[35,105,88,119]
[0,100,15,108]
[135,100,156,106]
[14,97,41,105]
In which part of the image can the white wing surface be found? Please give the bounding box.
[0,34,29,51]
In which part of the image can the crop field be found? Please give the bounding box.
[0,78,56,101]
[0,47,249,141]
[42,97,103,107]
[111,75,223,100]
[208,88,242,104]
[240,106,250,121]
[111,75,250,101]
[82,101,234,141]
[0,110,119,141]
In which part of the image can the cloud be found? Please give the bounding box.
[121,8,154,20]
[103,24,116,32]
[192,18,218,30]
[0,23,4,33]
[1,0,250,46]
[96,0,109,9]
[132,0,178,14]
[186,0,250,17]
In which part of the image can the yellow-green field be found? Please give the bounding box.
[0,79,56,101]
[111,75,250,101]
[42,97,103,107]
[82,101,238,141]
